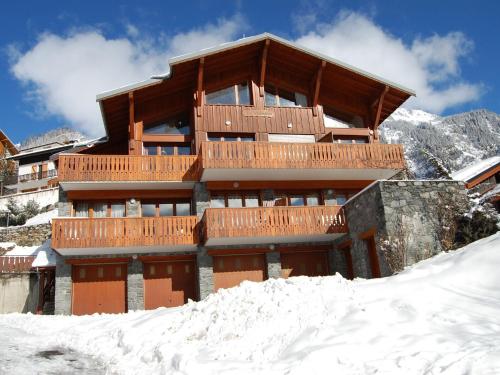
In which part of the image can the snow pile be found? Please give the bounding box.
[24,209,58,226]
[1,234,500,374]
[451,156,500,182]
[4,240,55,267]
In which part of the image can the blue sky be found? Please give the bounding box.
[1,0,499,144]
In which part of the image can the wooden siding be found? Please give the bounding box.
[198,105,324,134]
[200,141,405,170]
[0,256,35,273]
[58,154,199,182]
[52,216,199,249]
[203,205,347,241]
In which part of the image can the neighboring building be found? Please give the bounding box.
[52,33,418,315]
[0,129,19,196]
[451,156,500,211]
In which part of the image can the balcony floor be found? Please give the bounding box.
[201,167,399,182]
[56,244,198,256]
[205,233,345,247]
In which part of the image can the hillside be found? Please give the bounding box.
[381,108,500,178]
[20,127,87,150]
[0,233,499,374]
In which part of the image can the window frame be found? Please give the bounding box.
[206,133,255,142]
[264,84,309,108]
[209,191,262,208]
[72,200,127,218]
[205,81,252,106]
[141,199,193,217]
[272,191,323,207]
[142,142,192,156]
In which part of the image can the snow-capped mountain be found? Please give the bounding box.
[381,108,500,178]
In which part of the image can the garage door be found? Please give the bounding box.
[72,263,127,315]
[143,260,197,310]
[281,251,329,278]
[213,254,267,291]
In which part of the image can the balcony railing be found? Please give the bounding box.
[0,256,35,273]
[202,205,347,244]
[18,169,57,183]
[199,141,405,171]
[51,216,199,249]
[58,154,199,183]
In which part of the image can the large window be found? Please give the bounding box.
[264,84,308,107]
[206,82,251,105]
[141,200,192,217]
[210,191,261,208]
[143,143,192,156]
[143,113,191,135]
[73,201,126,218]
[207,133,255,142]
[273,192,321,207]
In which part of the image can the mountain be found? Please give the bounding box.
[20,127,87,150]
[380,108,500,179]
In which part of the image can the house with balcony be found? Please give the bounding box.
[52,33,415,315]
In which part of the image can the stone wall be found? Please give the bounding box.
[0,224,51,246]
[342,180,469,278]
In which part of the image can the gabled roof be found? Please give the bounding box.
[97,33,415,101]
[0,129,19,156]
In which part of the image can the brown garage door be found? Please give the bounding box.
[213,254,267,291]
[72,263,127,315]
[143,260,197,310]
[281,251,329,278]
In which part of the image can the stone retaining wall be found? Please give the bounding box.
[0,224,51,246]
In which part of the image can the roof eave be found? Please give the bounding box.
[95,32,415,103]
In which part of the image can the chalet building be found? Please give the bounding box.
[452,156,500,212]
[0,129,19,196]
[52,33,418,315]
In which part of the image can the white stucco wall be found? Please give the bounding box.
[0,273,39,313]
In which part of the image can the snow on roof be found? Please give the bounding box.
[451,156,500,182]
[4,240,55,268]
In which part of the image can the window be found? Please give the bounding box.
[143,143,192,156]
[323,107,364,129]
[333,136,369,144]
[207,133,255,142]
[143,113,191,135]
[272,192,322,207]
[206,82,251,105]
[210,192,261,208]
[73,202,125,218]
[141,200,192,217]
[324,190,358,206]
[264,84,308,107]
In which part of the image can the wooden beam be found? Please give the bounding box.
[259,39,270,96]
[312,60,326,116]
[128,92,135,139]
[196,57,205,117]
[373,85,389,140]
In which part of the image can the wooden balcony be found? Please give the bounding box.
[202,205,347,246]
[58,154,199,190]
[51,216,199,255]
[199,141,405,181]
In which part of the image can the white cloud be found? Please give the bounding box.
[295,11,482,113]
[10,15,246,137]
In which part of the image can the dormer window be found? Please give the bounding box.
[264,84,308,107]
[206,82,251,105]
[143,113,191,135]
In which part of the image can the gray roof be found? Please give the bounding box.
[96,32,416,102]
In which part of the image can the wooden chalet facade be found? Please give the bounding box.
[52,33,414,315]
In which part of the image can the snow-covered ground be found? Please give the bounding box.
[1,233,499,374]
